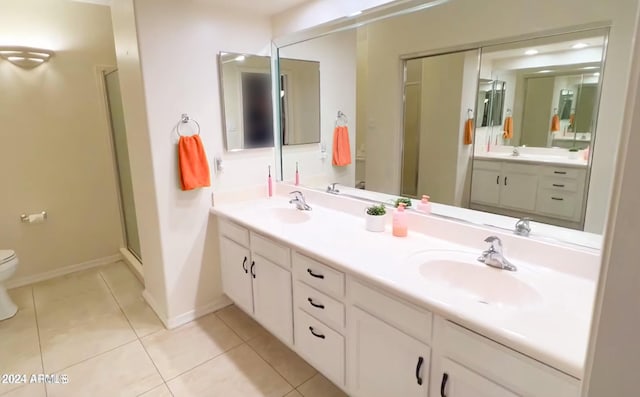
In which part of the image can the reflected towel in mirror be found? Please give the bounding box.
[463,118,474,145]
[332,126,352,166]
[503,116,514,139]
[551,114,561,132]
[178,135,211,190]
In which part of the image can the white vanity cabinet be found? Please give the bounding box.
[218,219,293,344]
[471,159,587,226]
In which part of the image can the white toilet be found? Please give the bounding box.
[0,250,18,320]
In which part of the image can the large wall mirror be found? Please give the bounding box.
[275,2,613,246]
[218,52,321,151]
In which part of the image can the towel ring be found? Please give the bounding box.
[177,113,201,136]
[336,110,348,127]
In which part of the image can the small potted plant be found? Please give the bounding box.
[393,197,412,208]
[365,204,387,232]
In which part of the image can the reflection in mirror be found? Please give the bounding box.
[276,2,609,246]
[279,58,321,145]
[219,52,274,150]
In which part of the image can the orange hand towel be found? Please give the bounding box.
[178,135,211,191]
[332,125,352,166]
[551,114,560,132]
[463,118,473,145]
[503,116,514,139]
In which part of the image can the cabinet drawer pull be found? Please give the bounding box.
[552,183,565,188]
[551,197,564,201]
[415,356,424,386]
[496,175,499,185]
[504,176,508,186]
[440,372,449,396]
[242,256,248,274]
[307,297,325,309]
[307,269,325,279]
[554,170,567,175]
[250,261,256,278]
[308,326,325,339]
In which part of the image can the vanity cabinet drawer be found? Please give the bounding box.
[438,320,581,397]
[218,218,249,247]
[539,166,585,180]
[536,190,580,220]
[349,278,432,343]
[294,308,345,386]
[294,280,345,330]
[539,177,580,192]
[293,253,345,298]
[250,232,290,269]
[473,159,502,171]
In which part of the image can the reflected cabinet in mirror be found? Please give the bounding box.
[218,52,320,151]
[275,2,611,244]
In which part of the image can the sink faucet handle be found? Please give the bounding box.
[484,236,503,254]
[515,217,532,236]
[327,182,340,193]
[289,190,303,198]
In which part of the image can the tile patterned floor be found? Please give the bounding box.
[0,262,347,397]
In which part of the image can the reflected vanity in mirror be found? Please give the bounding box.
[274,3,609,247]
[218,52,321,151]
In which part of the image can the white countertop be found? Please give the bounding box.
[211,194,597,380]
[475,152,588,168]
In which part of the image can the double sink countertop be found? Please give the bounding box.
[474,151,588,168]
[211,190,599,380]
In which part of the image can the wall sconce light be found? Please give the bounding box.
[0,46,54,68]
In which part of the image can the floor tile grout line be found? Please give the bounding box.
[31,286,48,397]
[97,269,174,397]
[243,336,300,391]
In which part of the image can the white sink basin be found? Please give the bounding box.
[405,250,541,307]
[270,208,311,224]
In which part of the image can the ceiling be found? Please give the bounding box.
[194,0,313,16]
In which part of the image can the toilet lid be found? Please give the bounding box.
[0,250,16,264]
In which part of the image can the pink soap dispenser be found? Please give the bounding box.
[295,162,300,186]
[417,195,432,214]
[268,165,273,197]
[392,203,408,237]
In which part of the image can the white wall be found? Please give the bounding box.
[113,0,273,324]
[1,0,122,285]
[275,0,638,234]
[279,29,357,187]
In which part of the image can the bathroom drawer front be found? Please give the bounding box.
[293,253,345,298]
[473,160,502,171]
[250,232,290,269]
[536,190,580,220]
[294,308,345,386]
[539,166,585,180]
[439,320,581,397]
[539,176,580,192]
[218,218,249,247]
[349,278,432,344]
[294,280,345,331]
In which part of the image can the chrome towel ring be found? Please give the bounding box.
[177,113,201,136]
[335,110,348,127]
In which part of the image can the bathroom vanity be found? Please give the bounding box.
[212,188,598,397]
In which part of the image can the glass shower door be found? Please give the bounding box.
[104,70,142,261]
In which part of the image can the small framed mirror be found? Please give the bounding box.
[218,52,274,151]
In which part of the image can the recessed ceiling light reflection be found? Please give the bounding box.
[572,43,588,49]
[593,72,601,76]
[525,49,539,55]
[582,66,599,70]
[537,70,552,73]
[234,55,245,62]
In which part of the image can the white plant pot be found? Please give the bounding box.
[366,214,386,232]
[568,151,579,159]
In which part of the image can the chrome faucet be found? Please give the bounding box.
[515,217,531,237]
[289,191,312,211]
[478,236,517,271]
[512,146,520,157]
[327,183,340,194]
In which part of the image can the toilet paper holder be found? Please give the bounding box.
[20,211,47,223]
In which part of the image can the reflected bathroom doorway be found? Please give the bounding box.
[104,70,142,262]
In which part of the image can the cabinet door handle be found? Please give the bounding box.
[551,197,564,201]
[250,261,256,278]
[504,176,508,186]
[307,297,325,309]
[554,170,567,175]
[307,269,325,279]
[308,326,325,339]
[415,356,424,386]
[552,183,565,188]
[242,256,248,274]
[440,372,449,397]
[496,175,499,185]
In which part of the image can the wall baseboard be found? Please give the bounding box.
[141,289,232,330]
[7,253,123,289]
[119,248,143,283]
